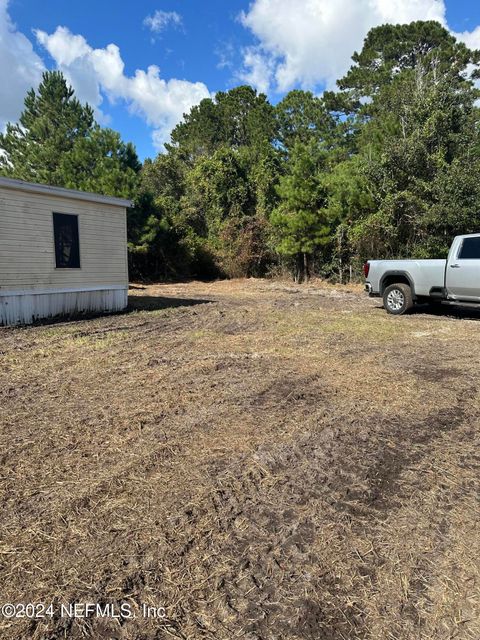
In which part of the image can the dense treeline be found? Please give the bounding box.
[2,21,480,282]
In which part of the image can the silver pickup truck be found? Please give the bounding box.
[364,233,480,314]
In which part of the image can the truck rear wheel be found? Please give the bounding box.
[383,283,413,315]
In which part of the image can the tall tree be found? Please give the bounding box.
[328,22,480,264]
[155,87,281,277]
[168,86,277,161]
[59,127,140,197]
[270,140,334,282]
[0,71,94,185]
[0,70,140,201]
[275,90,335,152]
[328,21,479,116]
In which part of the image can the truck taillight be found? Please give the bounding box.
[363,261,370,278]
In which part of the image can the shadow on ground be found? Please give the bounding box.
[127,295,213,312]
[414,304,480,320]
[374,302,480,321]
[0,296,213,329]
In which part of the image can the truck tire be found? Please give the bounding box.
[383,283,413,315]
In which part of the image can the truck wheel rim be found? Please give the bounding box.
[387,289,404,311]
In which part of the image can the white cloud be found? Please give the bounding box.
[239,0,448,92]
[237,46,275,94]
[123,68,213,146]
[144,9,182,34]
[35,25,211,150]
[0,1,208,150]
[216,41,235,70]
[35,25,89,65]
[454,25,480,51]
[0,0,44,130]
[35,27,107,123]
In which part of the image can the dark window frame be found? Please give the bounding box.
[53,212,81,269]
[458,237,480,260]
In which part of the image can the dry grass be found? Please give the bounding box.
[0,278,479,639]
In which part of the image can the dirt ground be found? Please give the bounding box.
[1,278,479,640]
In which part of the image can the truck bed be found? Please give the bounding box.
[366,259,446,297]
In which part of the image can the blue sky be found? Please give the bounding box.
[10,1,248,87]
[1,0,480,161]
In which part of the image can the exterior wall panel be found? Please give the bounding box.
[0,187,128,291]
[0,287,128,326]
[0,181,130,325]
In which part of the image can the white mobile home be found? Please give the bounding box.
[0,177,131,326]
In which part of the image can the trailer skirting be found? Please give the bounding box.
[0,285,128,326]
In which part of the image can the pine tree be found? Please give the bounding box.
[270,140,333,282]
[0,70,94,185]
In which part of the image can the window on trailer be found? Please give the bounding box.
[53,213,80,268]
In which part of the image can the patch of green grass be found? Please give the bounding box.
[39,325,80,339]
[319,315,409,341]
[187,329,226,342]
[270,309,412,343]
[65,331,126,351]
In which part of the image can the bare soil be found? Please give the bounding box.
[1,279,479,640]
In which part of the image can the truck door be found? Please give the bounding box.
[446,236,480,301]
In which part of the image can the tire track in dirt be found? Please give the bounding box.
[137,380,477,639]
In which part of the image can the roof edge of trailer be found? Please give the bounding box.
[0,177,133,208]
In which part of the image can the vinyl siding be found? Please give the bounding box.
[0,186,128,291]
